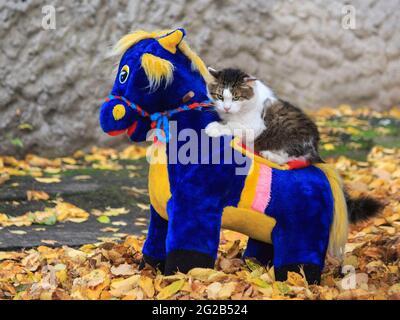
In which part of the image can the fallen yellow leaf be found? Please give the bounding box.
[34,177,61,184]
[157,279,185,299]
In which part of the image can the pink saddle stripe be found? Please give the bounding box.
[251,164,272,212]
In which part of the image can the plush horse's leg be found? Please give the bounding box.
[163,199,222,275]
[243,237,321,284]
[163,131,240,275]
[271,224,327,285]
[243,238,274,267]
[163,176,224,275]
[275,264,321,284]
[265,166,335,285]
[140,205,168,272]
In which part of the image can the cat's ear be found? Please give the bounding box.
[244,76,257,84]
[208,67,220,79]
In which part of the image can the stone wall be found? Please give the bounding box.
[1,0,399,156]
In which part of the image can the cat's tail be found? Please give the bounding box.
[314,159,383,223]
[344,191,384,223]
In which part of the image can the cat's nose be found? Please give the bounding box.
[224,106,231,112]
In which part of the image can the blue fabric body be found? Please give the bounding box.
[99,30,334,271]
[142,108,252,260]
[237,168,334,269]
[143,111,334,268]
[165,111,250,260]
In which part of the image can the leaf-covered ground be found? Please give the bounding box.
[0,106,399,300]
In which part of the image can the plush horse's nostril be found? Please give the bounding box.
[112,104,126,120]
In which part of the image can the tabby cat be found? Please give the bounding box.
[205,67,322,164]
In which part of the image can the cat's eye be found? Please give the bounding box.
[119,65,130,84]
[216,94,224,100]
[233,96,240,101]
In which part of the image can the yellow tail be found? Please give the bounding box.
[314,163,348,258]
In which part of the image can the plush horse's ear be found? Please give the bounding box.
[158,28,186,54]
[208,67,219,79]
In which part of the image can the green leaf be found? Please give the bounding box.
[249,277,270,288]
[97,216,111,224]
[27,213,35,222]
[274,281,291,295]
[18,123,33,131]
[15,284,30,293]
[41,214,57,226]
[10,138,24,148]
[29,213,57,226]
[245,258,263,272]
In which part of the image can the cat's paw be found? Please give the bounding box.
[205,122,231,137]
[259,150,290,165]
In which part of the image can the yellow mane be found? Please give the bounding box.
[112,29,213,84]
[141,53,174,91]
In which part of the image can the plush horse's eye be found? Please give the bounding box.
[119,65,130,84]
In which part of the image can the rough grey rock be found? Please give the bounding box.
[0,0,399,156]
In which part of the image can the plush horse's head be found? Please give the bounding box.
[99,29,214,141]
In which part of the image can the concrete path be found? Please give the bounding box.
[0,159,150,250]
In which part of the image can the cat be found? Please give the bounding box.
[205,67,322,165]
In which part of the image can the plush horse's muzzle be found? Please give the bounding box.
[99,95,151,141]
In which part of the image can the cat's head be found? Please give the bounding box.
[207,68,257,115]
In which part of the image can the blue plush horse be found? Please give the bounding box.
[99,29,380,284]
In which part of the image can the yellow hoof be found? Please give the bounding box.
[112,104,126,120]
